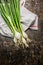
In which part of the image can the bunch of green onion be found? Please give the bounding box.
[0,0,31,47]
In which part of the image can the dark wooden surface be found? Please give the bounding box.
[0,0,43,65]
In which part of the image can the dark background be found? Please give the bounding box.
[0,0,43,65]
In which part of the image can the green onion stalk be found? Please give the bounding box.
[0,0,31,48]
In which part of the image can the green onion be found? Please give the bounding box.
[0,0,31,48]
